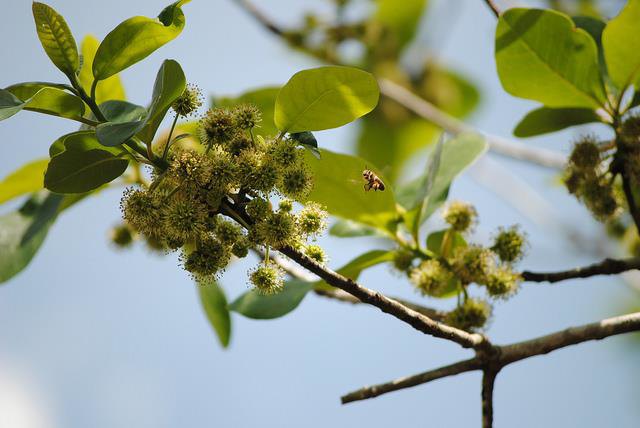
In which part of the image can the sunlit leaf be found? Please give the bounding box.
[78,35,126,104]
[0,160,48,205]
[602,0,640,90]
[32,2,79,75]
[0,87,86,123]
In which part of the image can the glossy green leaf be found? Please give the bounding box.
[229,280,314,320]
[375,0,427,50]
[399,133,487,225]
[0,87,86,123]
[92,1,191,80]
[44,133,128,194]
[78,35,126,104]
[329,219,386,238]
[32,2,79,75]
[315,249,394,290]
[96,60,185,146]
[0,193,61,283]
[426,229,467,257]
[215,87,280,136]
[275,66,379,133]
[410,134,444,238]
[304,149,398,231]
[5,82,74,100]
[0,160,48,205]
[99,101,146,123]
[513,106,600,137]
[290,131,321,159]
[496,8,606,108]
[198,279,231,348]
[602,0,640,90]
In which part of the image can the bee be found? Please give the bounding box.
[362,168,385,192]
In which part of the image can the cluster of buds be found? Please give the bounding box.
[564,135,620,221]
[119,87,327,294]
[394,201,527,332]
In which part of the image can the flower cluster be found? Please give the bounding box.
[392,201,527,332]
[119,101,327,293]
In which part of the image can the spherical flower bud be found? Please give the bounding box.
[233,104,261,130]
[569,136,600,170]
[228,134,253,156]
[279,165,313,200]
[409,259,452,297]
[563,167,585,195]
[109,223,135,248]
[485,268,521,298]
[121,188,162,237]
[491,225,527,263]
[200,108,237,145]
[268,138,302,168]
[254,160,280,193]
[443,201,477,232]
[621,115,640,145]
[582,177,620,221]
[169,150,211,187]
[231,235,251,258]
[253,211,297,248]
[278,199,294,213]
[305,244,327,264]
[297,202,327,237]
[444,298,492,332]
[246,197,271,222]
[391,249,415,272]
[172,83,203,117]
[183,238,230,278]
[207,146,238,191]
[163,197,208,243]
[452,245,494,285]
[249,262,284,295]
[215,220,242,245]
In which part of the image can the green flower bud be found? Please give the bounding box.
[297,202,327,237]
[485,268,521,298]
[231,235,251,258]
[253,211,297,248]
[169,150,211,187]
[278,199,294,213]
[279,165,313,200]
[569,136,600,170]
[491,225,527,263]
[445,298,491,332]
[621,115,640,145]
[200,108,237,145]
[183,238,230,278]
[305,244,327,264]
[172,83,203,117]
[109,223,135,248]
[163,197,208,243]
[268,138,303,168]
[443,201,477,232]
[246,197,271,222]
[207,146,238,191]
[409,259,452,296]
[215,219,242,245]
[249,262,284,295]
[452,245,494,285]
[228,134,253,156]
[121,188,162,237]
[582,176,620,221]
[233,104,261,130]
[391,249,415,272]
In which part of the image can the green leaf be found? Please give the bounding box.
[315,249,394,290]
[602,0,640,90]
[0,87,86,123]
[229,280,314,320]
[410,134,444,238]
[99,101,146,123]
[96,60,185,146]
[32,2,79,76]
[329,219,386,238]
[290,131,321,159]
[275,66,379,133]
[5,82,74,100]
[304,149,398,231]
[198,279,231,348]
[375,0,427,51]
[214,87,280,137]
[78,35,126,104]
[44,132,128,193]
[92,1,191,80]
[496,8,606,108]
[513,106,600,137]
[426,229,467,257]
[399,133,487,225]
[0,193,61,283]
[0,160,48,205]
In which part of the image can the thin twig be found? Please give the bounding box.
[522,257,640,283]
[280,246,485,349]
[482,0,501,17]
[341,312,640,403]
[622,170,640,233]
[341,358,481,404]
[378,79,566,170]
[233,0,284,36]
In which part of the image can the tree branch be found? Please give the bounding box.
[482,0,501,18]
[280,246,485,349]
[341,357,482,404]
[482,369,498,428]
[522,257,640,283]
[233,0,284,36]
[377,79,566,170]
[341,312,640,403]
[621,170,640,233]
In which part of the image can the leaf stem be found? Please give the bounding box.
[162,114,180,161]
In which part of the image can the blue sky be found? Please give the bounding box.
[0,1,637,427]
